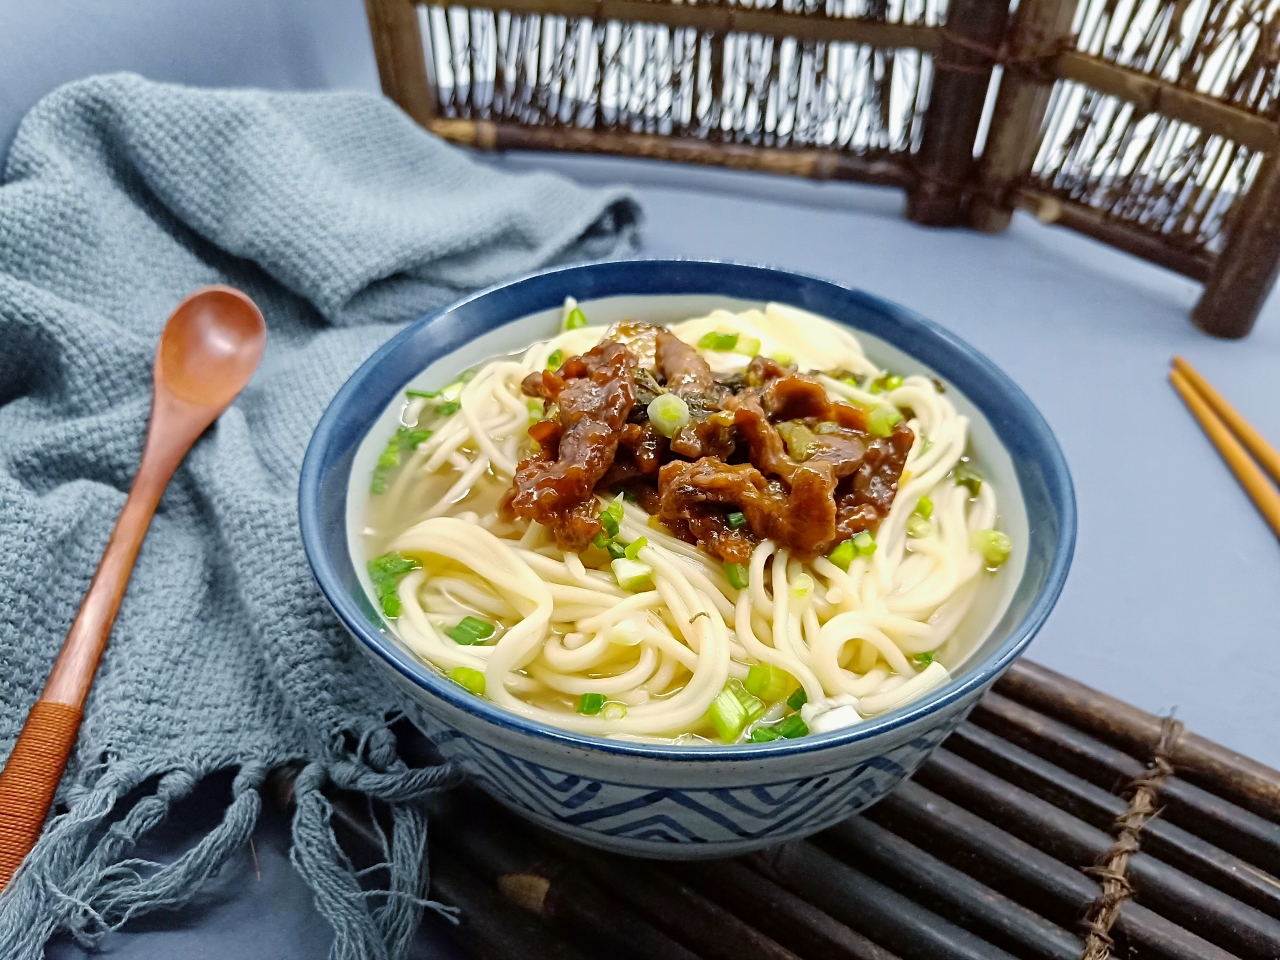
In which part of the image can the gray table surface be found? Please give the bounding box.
[47,151,1280,957]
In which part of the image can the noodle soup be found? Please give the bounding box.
[360,301,1013,744]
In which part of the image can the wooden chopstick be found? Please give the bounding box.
[1169,365,1280,538]
[1173,356,1280,485]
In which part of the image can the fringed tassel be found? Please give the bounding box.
[290,740,462,960]
[0,760,265,959]
[0,720,459,960]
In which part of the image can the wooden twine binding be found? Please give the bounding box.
[934,27,1073,81]
[1078,715,1185,960]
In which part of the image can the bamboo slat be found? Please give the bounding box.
[427,119,915,185]
[266,657,1280,960]
[1054,51,1278,154]
[416,0,942,50]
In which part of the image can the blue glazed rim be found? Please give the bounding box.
[300,259,1076,760]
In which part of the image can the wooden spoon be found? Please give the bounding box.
[0,286,266,889]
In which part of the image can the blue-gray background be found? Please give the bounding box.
[6,1,1279,955]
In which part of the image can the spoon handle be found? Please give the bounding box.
[0,423,181,890]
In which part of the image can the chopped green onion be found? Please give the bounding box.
[564,307,588,330]
[624,537,648,560]
[868,404,902,438]
[606,541,627,560]
[578,693,606,716]
[406,388,440,399]
[708,686,749,741]
[853,531,877,557]
[527,401,544,421]
[598,494,625,538]
[611,558,653,591]
[920,437,934,454]
[592,532,610,549]
[827,539,856,572]
[906,514,933,539]
[371,438,399,494]
[971,529,1012,567]
[436,400,461,417]
[368,552,421,618]
[776,715,810,739]
[448,616,496,645]
[914,495,934,520]
[602,701,628,721]
[698,331,739,352]
[773,352,794,367]
[546,349,565,370]
[776,421,818,461]
[884,374,903,391]
[724,562,749,590]
[745,663,795,702]
[914,651,935,668]
[750,726,783,742]
[787,687,808,711]
[727,679,766,723]
[726,511,747,530]
[790,573,815,605]
[647,393,691,438]
[448,667,486,696]
[955,463,983,496]
[736,337,761,357]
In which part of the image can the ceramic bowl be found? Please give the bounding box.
[299,259,1075,859]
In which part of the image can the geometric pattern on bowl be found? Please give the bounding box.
[415,708,963,857]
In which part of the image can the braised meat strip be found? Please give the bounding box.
[503,329,914,561]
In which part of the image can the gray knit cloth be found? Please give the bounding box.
[0,73,639,959]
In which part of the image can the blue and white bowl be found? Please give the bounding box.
[299,259,1075,859]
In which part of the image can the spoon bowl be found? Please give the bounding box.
[158,286,267,408]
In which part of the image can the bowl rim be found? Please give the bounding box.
[299,258,1076,761]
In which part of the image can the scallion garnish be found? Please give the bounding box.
[448,667,486,696]
[546,349,565,370]
[776,715,810,739]
[708,685,749,741]
[726,511,747,530]
[698,331,739,352]
[565,307,588,330]
[602,701,627,721]
[914,495,934,519]
[971,529,1012,567]
[745,663,794,702]
[436,400,461,417]
[750,726,783,742]
[955,463,983,496]
[827,539,855,572]
[624,537,648,560]
[647,393,691,438]
[914,651,935,668]
[852,531,876,557]
[406,388,439,399]
[724,562,749,590]
[448,616,496,645]
[606,541,627,560]
[611,558,653,591]
[868,404,902,438]
[367,552,421,618]
[737,337,761,357]
[598,494,625,539]
[906,514,933,538]
[787,687,808,711]
[578,693,606,715]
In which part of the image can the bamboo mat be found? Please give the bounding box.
[270,660,1280,960]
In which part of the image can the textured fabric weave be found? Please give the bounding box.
[0,73,639,958]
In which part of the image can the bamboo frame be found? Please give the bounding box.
[366,0,1280,337]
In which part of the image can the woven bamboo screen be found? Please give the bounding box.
[366,0,1280,337]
